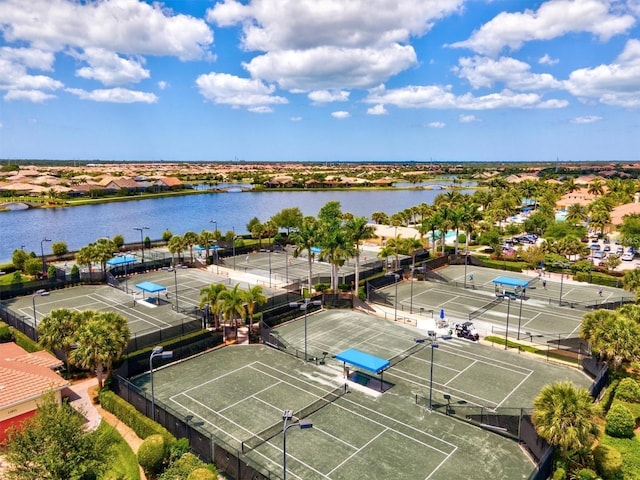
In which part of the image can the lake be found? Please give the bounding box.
[1,187,474,263]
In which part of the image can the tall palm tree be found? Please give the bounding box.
[291,216,320,296]
[377,245,395,272]
[420,210,443,257]
[70,311,130,389]
[243,285,267,336]
[460,202,482,256]
[345,216,375,292]
[402,237,423,275]
[182,231,199,264]
[167,234,185,265]
[565,203,588,226]
[587,178,605,197]
[385,234,404,272]
[38,308,81,373]
[533,381,600,462]
[319,227,351,291]
[623,269,640,299]
[370,211,389,225]
[199,229,215,262]
[218,284,247,336]
[198,283,227,329]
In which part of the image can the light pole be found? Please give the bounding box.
[517,288,524,340]
[290,299,322,361]
[285,245,289,283]
[232,233,239,271]
[32,289,48,337]
[40,237,51,275]
[268,249,272,287]
[150,346,173,421]
[504,297,511,350]
[173,265,179,312]
[133,226,149,263]
[463,247,469,288]
[282,410,313,480]
[385,273,399,321]
[212,245,220,274]
[416,339,439,411]
[210,219,217,234]
[409,265,414,314]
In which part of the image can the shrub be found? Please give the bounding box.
[137,434,167,476]
[187,468,218,480]
[0,324,14,343]
[160,452,208,480]
[605,404,635,438]
[615,378,640,403]
[601,379,620,414]
[572,468,599,480]
[593,444,623,480]
[552,467,566,480]
[99,390,175,443]
[51,241,68,256]
[314,283,330,292]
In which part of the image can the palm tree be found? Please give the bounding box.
[565,203,588,226]
[402,237,423,277]
[243,285,267,337]
[345,216,375,292]
[38,308,81,373]
[319,226,351,291]
[587,178,605,197]
[182,231,199,264]
[199,283,227,329]
[291,216,320,295]
[533,381,600,462]
[420,210,443,257]
[167,234,185,265]
[378,245,395,272]
[385,234,404,271]
[581,309,640,369]
[218,284,246,337]
[460,202,482,256]
[93,238,117,279]
[199,230,215,262]
[623,269,640,299]
[70,311,130,389]
[75,244,95,274]
[370,211,389,225]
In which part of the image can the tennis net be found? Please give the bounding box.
[388,342,425,368]
[241,384,346,453]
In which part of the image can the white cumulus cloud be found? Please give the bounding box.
[450,0,635,56]
[426,121,445,128]
[4,89,56,102]
[73,48,150,86]
[565,39,640,108]
[454,56,562,91]
[331,111,350,119]
[367,104,388,115]
[539,54,559,66]
[195,72,288,110]
[308,90,350,103]
[207,0,462,91]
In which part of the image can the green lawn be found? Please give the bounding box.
[98,422,140,480]
[600,432,640,480]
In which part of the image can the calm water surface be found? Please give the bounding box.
[1,188,473,263]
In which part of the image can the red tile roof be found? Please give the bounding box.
[0,343,68,409]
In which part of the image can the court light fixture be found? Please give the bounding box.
[150,346,173,421]
[290,299,323,362]
[282,412,313,480]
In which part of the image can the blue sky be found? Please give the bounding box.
[1,0,640,163]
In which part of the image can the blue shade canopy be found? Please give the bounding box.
[335,348,390,374]
[491,276,529,288]
[310,246,322,254]
[107,254,137,266]
[135,281,167,293]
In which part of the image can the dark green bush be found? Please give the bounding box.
[314,283,330,292]
[0,324,14,343]
[187,467,217,480]
[137,434,167,477]
[600,379,620,414]
[159,452,217,480]
[593,444,623,480]
[552,467,566,480]
[605,404,635,438]
[615,378,640,403]
[573,468,599,480]
[99,390,175,443]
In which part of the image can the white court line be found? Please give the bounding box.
[495,370,533,409]
[91,292,173,327]
[436,343,534,375]
[327,428,388,476]
[255,361,457,452]
[168,393,248,443]
[218,381,284,414]
[444,359,477,387]
[177,361,261,395]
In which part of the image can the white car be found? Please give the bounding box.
[621,252,635,261]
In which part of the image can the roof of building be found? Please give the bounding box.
[611,202,640,226]
[0,343,68,409]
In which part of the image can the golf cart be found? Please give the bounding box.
[455,321,479,341]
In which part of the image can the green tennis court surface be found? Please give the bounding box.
[135,310,592,479]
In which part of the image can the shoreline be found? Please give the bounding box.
[0,184,477,211]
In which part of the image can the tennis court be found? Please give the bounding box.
[134,343,546,480]
[274,309,592,410]
[374,265,633,340]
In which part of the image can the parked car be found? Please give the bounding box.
[603,245,611,252]
[616,246,624,255]
[621,252,635,261]
[590,244,601,250]
[592,251,605,259]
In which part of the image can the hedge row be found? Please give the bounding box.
[99,389,175,443]
[573,272,622,288]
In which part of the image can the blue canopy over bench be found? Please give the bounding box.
[335,348,390,392]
